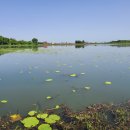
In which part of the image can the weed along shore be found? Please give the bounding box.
[1,101,130,130]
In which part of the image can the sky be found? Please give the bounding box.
[0,0,130,43]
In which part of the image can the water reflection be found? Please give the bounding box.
[75,44,85,48]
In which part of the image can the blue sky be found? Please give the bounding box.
[0,0,130,42]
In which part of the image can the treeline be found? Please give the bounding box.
[75,40,85,44]
[110,40,130,43]
[0,36,38,46]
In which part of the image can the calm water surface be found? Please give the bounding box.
[0,45,130,116]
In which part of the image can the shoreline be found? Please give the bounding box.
[1,100,130,130]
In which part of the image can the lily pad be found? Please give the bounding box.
[45,79,53,82]
[45,114,60,124]
[38,124,52,130]
[69,74,77,77]
[81,73,85,75]
[37,113,48,119]
[10,114,22,122]
[55,70,60,73]
[28,111,37,116]
[21,117,39,128]
[1,100,8,103]
[49,114,60,121]
[104,81,112,85]
[45,117,56,124]
[84,87,91,90]
[72,90,76,93]
[55,105,60,109]
[46,96,52,100]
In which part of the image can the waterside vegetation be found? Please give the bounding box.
[1,101,130,130]
[0,36,38,47]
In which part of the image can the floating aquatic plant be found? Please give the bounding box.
[84,86,91,90]
[21,117,39,128]
[46,96,52,100]
[1,100,8,103]
[104,81,112,85]
[69,74,77,77]
[72,90,76,93]
[49,114,60,121]
[45,79,53,82]
[55,70,60,73]
[28,110,37,116]
[37,113,48,119]
[45,114,60,124]
[45,117,56,124]
[10,114,22,122]
[38,124,52,130]
[81,73,85,75]
[63,64,67,66]
[55,105,60,109]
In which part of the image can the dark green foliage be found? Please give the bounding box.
[110,40,130,43]
[32,38,38,43]
[0,36,38,46]
[75,40,85,44]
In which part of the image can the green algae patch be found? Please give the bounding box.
[21,117,39,128]
[38,124,52,130]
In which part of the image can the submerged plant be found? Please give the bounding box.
[21,117,39,128]
[38,124,52,130]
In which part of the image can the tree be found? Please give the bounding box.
[32,38,38,43]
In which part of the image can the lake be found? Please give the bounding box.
[0,44,130,116]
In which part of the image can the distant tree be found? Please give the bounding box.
[9,38,17,45]
[32,38,38,43]
[0,36,3,44]
[75,40,85,44]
